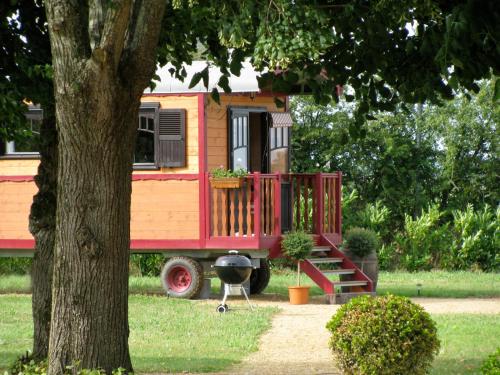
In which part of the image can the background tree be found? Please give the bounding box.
[0,0,56,361]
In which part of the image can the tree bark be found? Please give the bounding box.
[44,1,165,373]
[29,107,57,362]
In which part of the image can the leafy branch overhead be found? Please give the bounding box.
[167,0,498,123]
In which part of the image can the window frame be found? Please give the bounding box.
[2,107,43,159]
[133,102,160,170]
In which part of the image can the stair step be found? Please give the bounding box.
[308,257,343,264]
[323,269,356,275]
[311,246,331,253]
[332,280,368,287]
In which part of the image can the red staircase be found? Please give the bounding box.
[300,235,375,304]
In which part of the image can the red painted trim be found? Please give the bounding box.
[0,174,199,182]
[336,172,342,238]
[301,260,334,294]
[204,173,211,241]
[198,93,207,247]
[261,236,282,258]
[0,175,35,182]
[142,93,200,97]
[206,237,260,249]
[131,239,201,250]
[0,239,35,249]
[320,235,373,292]
[315,174,324,234]
[132,173,198,181]
[253,173,261,237]
[273,173,281,236]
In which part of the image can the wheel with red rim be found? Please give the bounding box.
[160,257,203,298]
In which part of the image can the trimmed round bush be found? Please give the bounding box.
[326,295,440,375]
[281,231,313,261]
[343,227,379,258]
[481,348,500,375]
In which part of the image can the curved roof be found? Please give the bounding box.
[145,61,261,94]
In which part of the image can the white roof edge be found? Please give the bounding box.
[144,61,261,94]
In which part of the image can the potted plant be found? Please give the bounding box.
[209,166,248,189]
[281,231,314,304]
[340,227,379,290]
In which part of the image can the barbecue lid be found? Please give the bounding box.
[215,250,252,268]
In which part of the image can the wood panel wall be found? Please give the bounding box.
[0,159,39,176]
[131,180,199,240]
[206,94,285,171]
[0,179,200,241]
[0,181,36,239]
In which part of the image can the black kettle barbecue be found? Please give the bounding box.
[214,250,254,312]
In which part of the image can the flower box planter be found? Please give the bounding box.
[210,177,244,189]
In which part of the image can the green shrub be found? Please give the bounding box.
[210,166,247,178]
[0,257,32,275]
[129,254,164,277]
[10,355,128,375]
[394,204,451,271]
[450,204,499,272]
[481,348,500,375]
[281,231,313,285]
[326,295,440,375]
[357,200,391,240]
[342,227,379,258]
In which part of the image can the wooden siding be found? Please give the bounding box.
[0,179,200,242]
[206,94,285,171]
[141,95,199,173]
[0,159,39,176]
[131,180,199,240]
[0,181,36,239]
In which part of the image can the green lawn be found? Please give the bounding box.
[262,270,500,299]
[0,295,498,374]
[2,270,499,298]
[431,314,500,374]
[0,295,276,373]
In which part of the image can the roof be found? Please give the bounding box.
[145,61,261,94]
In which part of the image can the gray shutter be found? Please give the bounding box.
[156,109,186,167]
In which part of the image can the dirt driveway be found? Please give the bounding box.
[207,296,500,375]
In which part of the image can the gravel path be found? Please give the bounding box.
[208,296,500,375]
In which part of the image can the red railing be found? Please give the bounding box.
[207,173,281,239]
[206,172,341,241]
[283,172,341,235]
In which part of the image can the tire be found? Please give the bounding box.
[249,258,271,295]
[160,257,204,299]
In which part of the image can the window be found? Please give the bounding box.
[134,110,156,165]
[133,103,186,169]
[269,126,290,173]
[3,108,42,156]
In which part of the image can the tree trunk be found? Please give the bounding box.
[48,91,137,373]
[44,2,165,373]
[29,107,57,362]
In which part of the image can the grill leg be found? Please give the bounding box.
[240,285,254,311]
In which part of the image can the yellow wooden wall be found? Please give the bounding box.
[0,181,37,239]
[0,179,199,241]
[131,180,199,239]
[0,159,39,176]
[205,94,284,171]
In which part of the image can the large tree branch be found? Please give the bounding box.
[119,0,166,95]
[90,0,132,70]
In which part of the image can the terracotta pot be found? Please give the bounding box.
[288,286,310,305]
[210,177,243,189]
